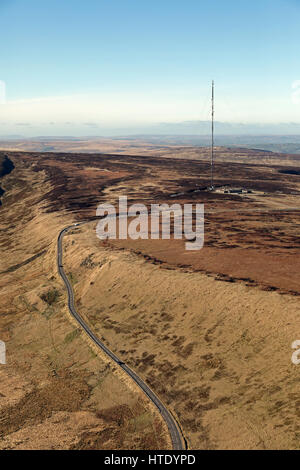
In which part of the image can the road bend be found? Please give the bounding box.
[57,223,186,451]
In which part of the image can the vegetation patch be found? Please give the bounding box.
[67,271,78,285]
[40,288,60,305]
[80,254,97,268]
[64,329,81,344]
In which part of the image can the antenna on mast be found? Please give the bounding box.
[210,80,214,190]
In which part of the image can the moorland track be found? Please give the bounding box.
[57,222,186,451]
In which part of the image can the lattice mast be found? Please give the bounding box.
[211,80,215,190]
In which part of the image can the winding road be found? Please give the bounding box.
[57,223,186,450]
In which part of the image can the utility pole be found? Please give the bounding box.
[211,80,214,190]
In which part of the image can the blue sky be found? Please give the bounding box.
[0,0,300,135]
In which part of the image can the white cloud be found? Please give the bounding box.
[0,80,6,104]
[0,90,299,135]
[2,92,204,125]
[292,80,300,105]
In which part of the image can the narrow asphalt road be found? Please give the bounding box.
[57,223,186,451]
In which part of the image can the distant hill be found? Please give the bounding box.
[141,120,300,136]
[120,134,300,154]
[0,133,300,155]
[237,143,300,154]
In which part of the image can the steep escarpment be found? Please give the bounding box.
[0,154,15,203]
[0,155,169,450]
[63,224,300,450]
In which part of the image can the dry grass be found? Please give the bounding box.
[1,146,300,449]
[62,224,300,449]
[0,155,170,450]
